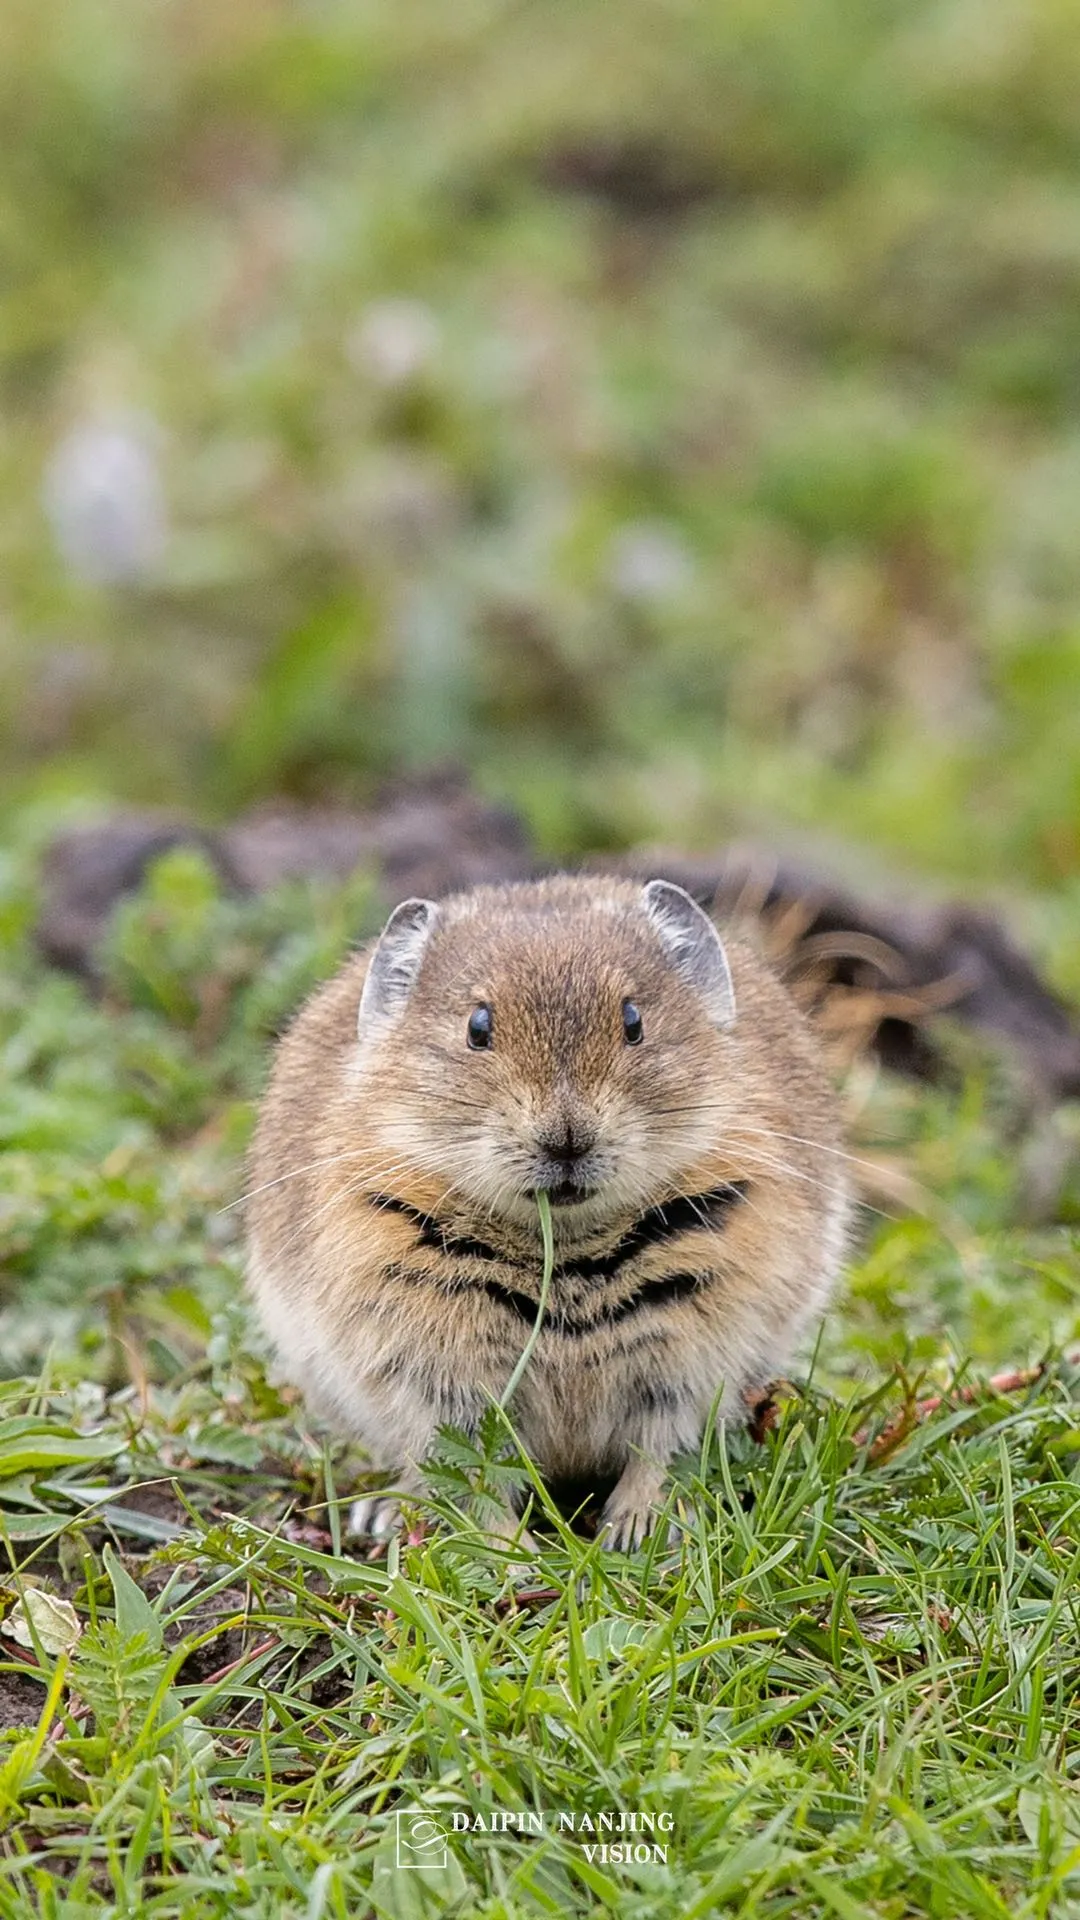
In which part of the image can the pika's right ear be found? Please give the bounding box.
[357,898,439,1038]
[641,878,737,1029]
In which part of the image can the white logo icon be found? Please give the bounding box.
[396,1811,449,1869]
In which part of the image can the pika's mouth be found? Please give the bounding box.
[539,1179,598,1208]
[525,1145,608,1209]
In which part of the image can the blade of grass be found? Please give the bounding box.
[499,1190,555,1411]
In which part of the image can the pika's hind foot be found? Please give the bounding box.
[348,1493,405,1542]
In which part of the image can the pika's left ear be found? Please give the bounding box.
[641,879,736,1029]
[357,897,439,1039]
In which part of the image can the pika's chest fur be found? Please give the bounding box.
[249,1154,836,1482]
[362,1181,756,1471]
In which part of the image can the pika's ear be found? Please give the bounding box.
[357,897,439,1037]
[641,879,736,1029]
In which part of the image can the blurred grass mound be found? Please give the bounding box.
[0,0,1078,890]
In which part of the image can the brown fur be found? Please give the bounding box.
[246,875,851,1550]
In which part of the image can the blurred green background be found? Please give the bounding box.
[3,0,1080,893]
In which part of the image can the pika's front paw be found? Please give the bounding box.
[600,1486,662,1554]
[600,1498,692,1554]
[347,1493,404,1542]
[600,1505,654,1554]
[599,1459,678,1553]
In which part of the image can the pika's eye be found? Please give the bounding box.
[622,999,644,1046]
[467,1004,493,1050]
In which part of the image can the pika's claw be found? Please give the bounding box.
[347,1493,404,1541]
[599,1495,658,1554]
[599,1458,671,1553]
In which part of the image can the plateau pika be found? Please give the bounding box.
[246,874,851,1550]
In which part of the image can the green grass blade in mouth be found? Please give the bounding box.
[499,1189,555,1410]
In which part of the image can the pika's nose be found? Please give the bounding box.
[537,1120,597,1165]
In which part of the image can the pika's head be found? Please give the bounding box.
[351,875,740,1235]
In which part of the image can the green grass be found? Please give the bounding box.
[0,840,1078,1916]
[5,1348,1080,1916]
